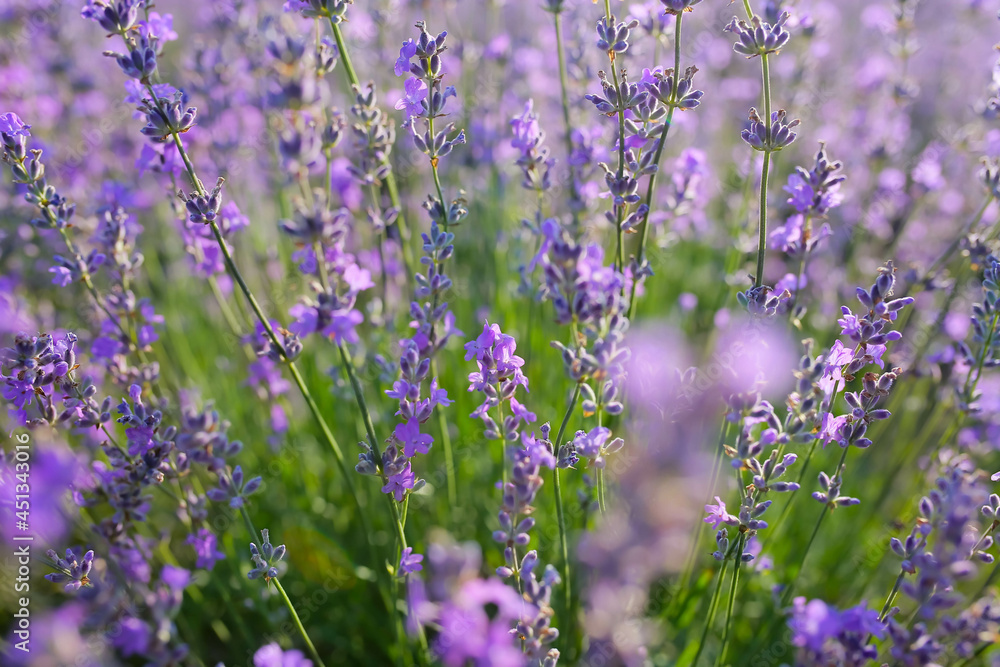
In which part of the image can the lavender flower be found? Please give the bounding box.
[187,528,225,571]
[206,465,262,509]
[399,547,424,577]
[595,16,639,55]
[788,597,885,666]
[248,529,287,584]
[741,108,800,152]
[511,100,554,193]
[465,322,534,441]
[660,0,704,14]
[44,548,95,592]
[254,643,313,667]
[725,12,792,58]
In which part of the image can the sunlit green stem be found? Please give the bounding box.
[690,558,731,667]
[145,83,370,538]
[552,8,580,228]
[715,535,745,667]
[629,12,683,319]
[328,18,415,275]
[273,579,328,667]
[552,384,581,644]
[431,358,458,507]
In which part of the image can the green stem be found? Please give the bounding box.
[329,19,359,94]
[552,8,580,228]
[552,384,581,647]
[273,578,328,667]
[878,570,905,622]
[781,501,831,605]
[628,12,683,319]
[148,81,369,529]
[336,340,380,457]
[494,383,508,489]
[746,0,773,288]
[756,438,817,556]
[431,358,457,508]
[755,149,772,288]
[690,558,731,667]
[238,506,259,548]
[675,420,729,608]
[715,535,745,667]
[328,18,414,276]
[596,467,607,515]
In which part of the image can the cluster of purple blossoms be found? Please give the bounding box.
[43,545,193,663]
[741,108,800,153]
[533,221,626,329]
[955,255,1000,407]
[492,443,561,663]
[770,143,845,257]
[703,387,803,564]
[281,191,374,345]
[345,84,403,242]
[883,456,998,663]
[357,24,471,510]
[725,12,792,58]
[787,597,885,666]
[394,21,466,159]
[465,322,535,442]
[2,115,162,388]
[254,642,313,667]
[247,529,287,585]
[407,541,546,667]
[583,13,705,245]
[368,221,462,502]
[1,332,108,430]
[511,100,554,194]
[44,549,95,592]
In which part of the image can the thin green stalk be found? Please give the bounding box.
[601,0,628,273]
[596,467,607,515]
[494,382,509,489]
[675,420,729,610]
[148,81,369,528]
[781,501,830,605]
[329,19,359,91]
[336,340,379,455]
[273,578,328,667]
[430,358,458,508]
[690,558,731,667]
[332,337,429,655]
[328,18,415,274]
[756,438,818,556]
[239,507,259,550]
[596,404,608,514]
[878,570,905,622]
[552,8,580,228]
[552,384,581,646]
[755,149,772,287]
[739,0,774,287]
[715,535,745,667]
[629,12,683,319]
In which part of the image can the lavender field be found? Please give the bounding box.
[2,0,1000,665]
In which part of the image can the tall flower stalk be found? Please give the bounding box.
[727,2,796,287]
